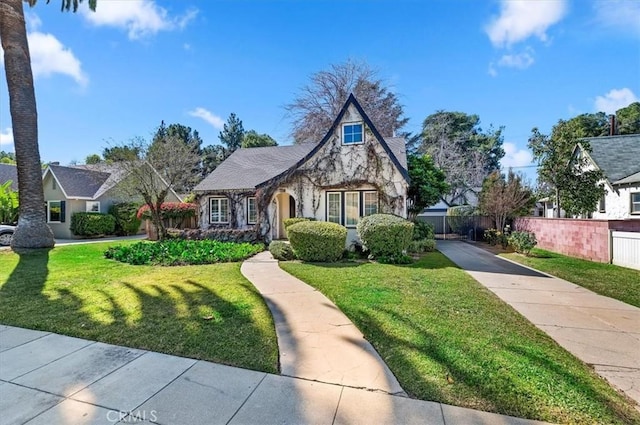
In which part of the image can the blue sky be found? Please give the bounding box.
[1,0,638,183]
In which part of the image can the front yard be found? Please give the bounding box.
[0,242,278,373]
[281,253,640,425]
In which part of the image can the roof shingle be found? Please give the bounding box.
[583,134,640,184]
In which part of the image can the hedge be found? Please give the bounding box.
[357,214,414,258]
[269,240,295,261]
[283,217,312,230]
[108,202,141,236]
[179,228,261,244]
[70,212,116,237]
[287,221,346,262]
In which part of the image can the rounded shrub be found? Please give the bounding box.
[70,212,116,237]
[357,214,414,258]
[287,221,346,262]
[283,217,312,230]
[269,240,295,261]
[413,220,434,240]
[109,202,141,236]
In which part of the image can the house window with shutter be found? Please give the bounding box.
[47,200,65,223]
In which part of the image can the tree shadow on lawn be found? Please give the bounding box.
[0,250,278,373]
[356,304,637,423]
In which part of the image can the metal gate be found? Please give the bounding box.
[417,215,494,241]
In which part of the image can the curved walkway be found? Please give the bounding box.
[241,251,405,395]
[437,240,640,407]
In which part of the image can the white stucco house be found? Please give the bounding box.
[193,94,409,244]
[574,134,640,219]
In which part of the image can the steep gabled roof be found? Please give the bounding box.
[194,94,409,192]
[580,134,640,185]
[46,165,112,199]
[0,163,18,191]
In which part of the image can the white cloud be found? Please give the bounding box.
[0,15,87,87]
[488,62,498,77]
[28,32,88,86]
[188,108,224,130]
[485,0,568,47]
[594,88,639,114]
[497,51,535,69]
[81,1,198,40]
[0,128,14,149]
[501,142,533,169]
[593,0,640,36]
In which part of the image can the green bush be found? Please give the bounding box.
[508,231,537,255]
[70,212,116,237]
[484,228,508,248]
[408,238,436,254]
[269,240,295,261]
[357,214,414,259]
[104,239,264,266]
[287,221,346,262]
[108,202,141,236]
[283,217,312,230]
[413,221,434,240]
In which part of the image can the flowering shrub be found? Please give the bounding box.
[137,202,197,220]
[484,228,508,248]
[508,231,537,255]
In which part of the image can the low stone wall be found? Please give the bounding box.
[513,217,640,263]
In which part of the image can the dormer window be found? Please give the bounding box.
[342,123,363,144]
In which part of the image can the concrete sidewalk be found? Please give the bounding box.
[437,240,640,406]
[0,325,549,425]
[241,251,404,395]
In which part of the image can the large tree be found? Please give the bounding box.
[528,120,605,218]
[242,130,277,148]
[406,154,448,220]
[218,113,244,154]
[479,170,534,231]
[417,111,504,205]
[285,59,408,143]
[151,122,203,191]
[103,145,141,162]
[115,136,199,240]
[616,102,640,135]
[0,0,95,249]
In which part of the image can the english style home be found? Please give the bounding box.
[193,95,409,243]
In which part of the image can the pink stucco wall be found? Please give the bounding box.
[514,217,640,263]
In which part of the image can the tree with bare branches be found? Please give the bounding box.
[285,60,408,143]
[114,136,199,241]
[479,170,534,231]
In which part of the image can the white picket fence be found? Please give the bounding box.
[611,231,640,271]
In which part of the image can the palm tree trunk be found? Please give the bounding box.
[0,0,55,249]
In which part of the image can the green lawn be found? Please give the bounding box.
[281,253,640,425]
[502,248,640,308]
[0,242,278,373]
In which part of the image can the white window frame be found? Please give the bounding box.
[345,192,360,227]
[342,122,363,145]
[327,192,342,224]
[247,197,257,224]
[210,197,229,223]
[86,201,100,213]
[363,191,378,216]
[632,192,640,215]
[47,200,62,223]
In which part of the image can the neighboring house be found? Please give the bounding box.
[193,94,409,244]
[574,134,640,219]
[42,163,182,238]
[0,163,18,191]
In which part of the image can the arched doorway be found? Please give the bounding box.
[273,192,296,240]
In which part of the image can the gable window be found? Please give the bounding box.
[210,197,229,223]
[364,192,378,216]
[327,192,341,224]
[345,192,360,226]
[247,197,257,224]
[86,201,100,213]
[632,193,640,214]
[342,123,363,144]
[47,200,65,223]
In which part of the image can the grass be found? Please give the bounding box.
[280,253,640,425]
[501,248,640,308]
[0,242,278,373]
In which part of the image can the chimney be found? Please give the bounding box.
[49,161,60,166]
[609,115,616,136]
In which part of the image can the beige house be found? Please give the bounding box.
[43,163,181,239]
[193,94,409,244]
